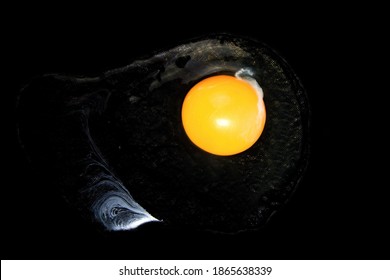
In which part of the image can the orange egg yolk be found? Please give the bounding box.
[181,75,266,156]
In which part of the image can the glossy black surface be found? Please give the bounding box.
[17,35,309,234]
[5,12,388,260]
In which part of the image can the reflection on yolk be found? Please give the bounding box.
[181,75,266,156]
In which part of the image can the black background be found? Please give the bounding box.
[5,7,388,260]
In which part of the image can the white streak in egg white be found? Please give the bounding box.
[81,110,160,231]
[235,68,265,142]
[235,68,264,99]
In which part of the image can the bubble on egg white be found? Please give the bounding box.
[148,39,251,91]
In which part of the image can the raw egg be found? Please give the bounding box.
[182,73,266,156]
[18,34,309,233]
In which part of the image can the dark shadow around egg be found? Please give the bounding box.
[17,34,310,233]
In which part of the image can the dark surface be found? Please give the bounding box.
[16,35,309,234]
[5,10,388,260]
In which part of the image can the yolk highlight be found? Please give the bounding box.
[181,75,266,156]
